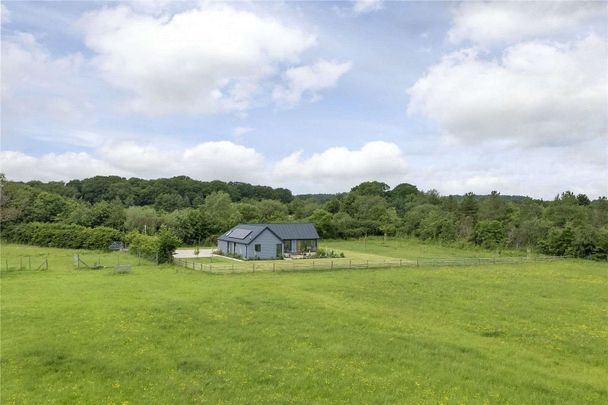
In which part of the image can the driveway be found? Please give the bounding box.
[173,248,214,258]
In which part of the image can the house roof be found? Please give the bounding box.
[218,223,320,245]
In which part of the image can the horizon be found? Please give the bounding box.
[4,173,600,202]
[1,1,607,199]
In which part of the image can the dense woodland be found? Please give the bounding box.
[1,174,607,260]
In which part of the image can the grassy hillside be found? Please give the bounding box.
[1,244,607,403]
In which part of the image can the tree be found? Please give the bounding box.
[154,193,186,212]
[157,225,181,263]
[201,192,242,235]
[307,209,334,238]
[255,199,289,222]
[30,192,69,222]
[474,220,506,249]
[350,181,390,197]
[124,206,163,233]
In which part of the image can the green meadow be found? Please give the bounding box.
[1,243,607,404]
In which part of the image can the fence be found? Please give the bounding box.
[2,256,48,271]
[173,255,563,275]
[73,250,158,270]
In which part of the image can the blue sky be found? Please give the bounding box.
[1,0,606,198]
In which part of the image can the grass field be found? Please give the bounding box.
[322,237,526,260]
[1,242,607,403]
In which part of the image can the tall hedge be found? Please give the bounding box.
[3,222,123,250]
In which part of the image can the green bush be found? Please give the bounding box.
[3,222,122,250]
[125,226,181,263]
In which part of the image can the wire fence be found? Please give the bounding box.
[173,255,564,275]
[1,250,158,272]
[1,256,49,271]
[72,250,158,270]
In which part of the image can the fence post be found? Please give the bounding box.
[252,262,255,272]
[155,252,159,265]
[29,256,31,271]
[349,260,351,269]
[312,260,315,270]
[45,256,48,270]
[399,259,402,267]
[232,264,234,273]
[331,261,333,270]
[416,258,419,267]
[366,260,369,268]
[5,259,8,271]
[77,254,80,270]
[273,263,275,272]
[20,257,23,270]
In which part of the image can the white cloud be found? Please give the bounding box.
[1,140,265,183]
[273,60,352,107]
[406,137,608,199]
[407,35,607,146]
[1,3,10,23]
[182,141,265,181]
[0,151,120,181]
[1,33,84,100]
[273,141,407,192]
[233,127,254,137]
[448,1,606,45]
[353,0,383,15]
[80,5,318,114]
[1,32,95,142]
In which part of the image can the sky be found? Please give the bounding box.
[1,0,607,198]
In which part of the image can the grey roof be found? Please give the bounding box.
[218,223,319,245]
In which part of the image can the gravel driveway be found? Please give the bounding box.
[173,248,214,258]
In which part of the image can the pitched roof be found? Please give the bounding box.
[217,223,319,245]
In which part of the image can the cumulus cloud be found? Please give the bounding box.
[80,5,318,114]
[1,141,266,183]
[448,1,606,45]
[273,60,352,107]
[353,0,384,15]
[1,140,409,194]
[406,137,608,199]
[0,151,120,181]
[1,32,95,142]
[1,3,10,23]
[407,35,607,146]
[273,141,407,191]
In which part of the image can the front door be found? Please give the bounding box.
[276,244,282,258]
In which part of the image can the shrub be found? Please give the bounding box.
[2,222,122,250]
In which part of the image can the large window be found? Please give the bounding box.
[296,239,317,252]
[254,244,261,252]
[283,240,292,252]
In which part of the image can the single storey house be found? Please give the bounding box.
[217,223,320,259]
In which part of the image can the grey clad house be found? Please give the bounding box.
[217,223,320,259]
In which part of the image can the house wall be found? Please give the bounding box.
[218,240,228,253]
[248,229,282,259]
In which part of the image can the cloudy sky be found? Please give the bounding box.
[1,0,606,198]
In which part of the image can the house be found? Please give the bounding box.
[217,223,320,259]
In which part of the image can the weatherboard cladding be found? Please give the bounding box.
[217,223,319,245]
[247,228,282,259]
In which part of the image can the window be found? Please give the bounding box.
[254,244,261,252]
[296,240,317,252]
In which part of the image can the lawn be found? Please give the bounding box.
[322,236,526,260]
[1,243,607,403]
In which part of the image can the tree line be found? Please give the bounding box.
[1,174,607,260]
